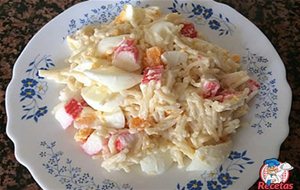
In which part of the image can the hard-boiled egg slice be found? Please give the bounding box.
[161,51,188,66]
[186,140,232,171]
[58,87,81,102]
[84,66,142,92]
[145,21,178,48]
[103,107,125,129]
[124,4,145,27]
[140,151,173,175]
[61,70,94,86]
[81,85,123,112]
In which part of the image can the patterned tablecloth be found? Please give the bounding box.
[1,0,299,189]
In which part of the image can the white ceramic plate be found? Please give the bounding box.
[6,0,292,189]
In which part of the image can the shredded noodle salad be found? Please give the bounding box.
[39,5,259,175]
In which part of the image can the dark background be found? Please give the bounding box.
[0,0,299,189]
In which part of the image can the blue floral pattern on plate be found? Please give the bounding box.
[176,151,254,190]
[167,0,235,36]
[66,0,141,38]
[20,55,54,122]
[243,49,278,134]
[40,141,133,190]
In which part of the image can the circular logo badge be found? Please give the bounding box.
[260,163,290,184]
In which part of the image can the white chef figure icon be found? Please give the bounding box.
[264,158,294,186]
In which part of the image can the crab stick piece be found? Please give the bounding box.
[112,39,140,72]
[81,131,105,155]
[54,98,86,129]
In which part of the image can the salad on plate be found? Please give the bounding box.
[39,4,259,175]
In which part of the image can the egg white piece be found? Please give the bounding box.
[186,140,233,171]
[124,4,145,27]
[140,151,173,175]
[73,59,94,72]
[145,21,178,48]
[103,107,125,129]
[161,51,188,66]
[58,87,81,102]
[84,66,142,92]
[81,85,123,112]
